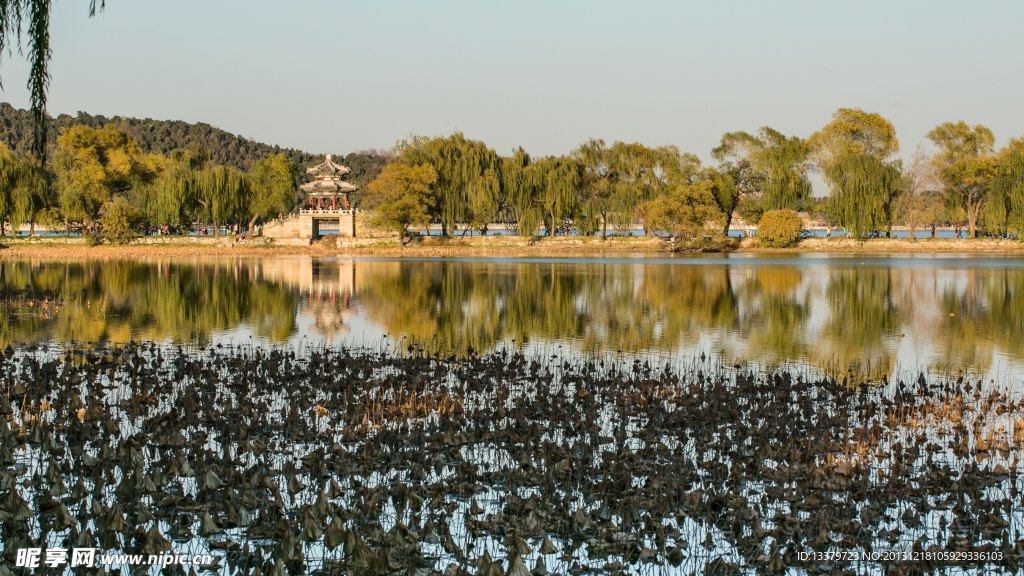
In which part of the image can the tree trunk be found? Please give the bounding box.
[249,214,259,236]
[549,206,556,237]
[601,212,608,239]
[29,220,34,237]
[908,222,916,240]
[212,218,220,237]
[967,202,980,238]
[931,224,936,238]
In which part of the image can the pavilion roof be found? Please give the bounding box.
[306,154,352,176]
[300,180,358,193]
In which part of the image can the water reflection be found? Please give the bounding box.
[2,255,1024,376]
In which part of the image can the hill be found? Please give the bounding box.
[0,103,390,190]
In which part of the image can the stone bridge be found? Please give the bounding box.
[260,209,357,240]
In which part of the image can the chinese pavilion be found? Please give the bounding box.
[300,154,358,211]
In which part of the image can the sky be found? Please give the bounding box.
[1,0,1023,169]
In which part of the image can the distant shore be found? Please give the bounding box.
[1,234,1023,259]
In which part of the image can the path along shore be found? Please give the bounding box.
[1,234,1023,259]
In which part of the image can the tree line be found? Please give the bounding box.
[0,103,391,190]
[365,108,1024,241]
[0,106,394,240]
[0,124,302,240]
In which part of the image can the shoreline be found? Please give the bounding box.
[1,234,1023,259]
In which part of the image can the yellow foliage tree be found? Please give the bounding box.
[52,124,159,226]
[364,163,438,246]
[927,121,996,238]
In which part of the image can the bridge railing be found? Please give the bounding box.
[300,209,354,215]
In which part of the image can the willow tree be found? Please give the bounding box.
[195,165,248,237]
[152,145,211,227]
[810,109,900,237]
[756,128,812,210]
[712,127,809,221]
[574,139,615,237]
[574,140,681,237]
[0,142,46,235]
[0,1,104,161]
[808,108,900,170]
[500,148,542,236]
[927,121,997,238]
[395,132,498,236]
[993,137,1024,237]
[824,154,902,239]
[246,153,297,233]
[532,156,582,236]
[466,147,530,235]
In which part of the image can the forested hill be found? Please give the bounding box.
[0,103,391,187]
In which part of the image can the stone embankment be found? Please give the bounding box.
[1,234,1023,259]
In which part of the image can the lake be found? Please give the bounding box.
[2,253,1023,380]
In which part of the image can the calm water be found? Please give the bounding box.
[3,254,1024,379]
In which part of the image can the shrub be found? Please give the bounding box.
[100,199,145,245]
[757,209,803,248]
[84,232,102,247]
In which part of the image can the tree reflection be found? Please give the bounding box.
[816,267,901,379]
[2,257,1023,377]
[734,268,811,364]
[0,259,297,345]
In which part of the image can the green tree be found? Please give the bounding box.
[531,156,583,236]
[195,165,248,237]
[364,163,437,246]
[926,121,996,238]
[993,137,1024,237]
[807,107,900,170]
[636,179,722,240]
[824,154,902,239]
[501,148,541,236]
[152,144,210,228]
[712,128,810,217]
[755,128,812,210]
[0,142,47,235]
[395,132,498,236]
[100,196,144,244]
[711,131,765,233]
[52,124,159,226]
[573,140,683,237]
[698,168,739,236]
[810,109,901,239]
[246,153,298,233]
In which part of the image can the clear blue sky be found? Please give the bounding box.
[1,0,1022,166]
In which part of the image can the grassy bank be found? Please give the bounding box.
[1,234,1024,259]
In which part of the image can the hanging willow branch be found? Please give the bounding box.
[825,154,902,240]
[0,1,104,163]
[993,148,1024,236]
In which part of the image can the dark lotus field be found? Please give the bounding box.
[1,343,1021,575]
